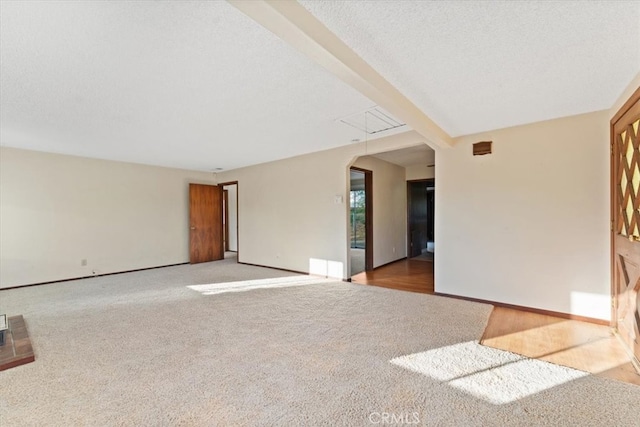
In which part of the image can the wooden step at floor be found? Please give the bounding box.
[0,315,35,371]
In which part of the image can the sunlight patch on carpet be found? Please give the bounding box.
[390,341,588,405]
[187,275,335,296]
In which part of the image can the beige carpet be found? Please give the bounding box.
[1,257,639,426]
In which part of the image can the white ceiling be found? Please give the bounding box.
[0,1,399,171]
[1,1,638,171]
[301,0,640,136]
[372,144,435,168]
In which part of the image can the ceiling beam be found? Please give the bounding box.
[228,0,453,149]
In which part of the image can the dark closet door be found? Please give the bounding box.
[408,181,429,257]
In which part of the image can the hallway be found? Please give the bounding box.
[351,258,434,294]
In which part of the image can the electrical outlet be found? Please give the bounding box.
[81,259,87,266]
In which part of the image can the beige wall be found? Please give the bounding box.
[0,147,213,288]
[436,110,611,320]
[352,156,407,267]
[216,131,426,278]
[405,164,435,181]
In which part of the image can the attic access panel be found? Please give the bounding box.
[339,107,405,134]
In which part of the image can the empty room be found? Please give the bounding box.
[1,1,639,425]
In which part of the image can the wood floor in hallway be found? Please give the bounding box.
[350,258,434,294]
[350,257,639,386]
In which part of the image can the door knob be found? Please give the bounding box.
[190,227,196,230]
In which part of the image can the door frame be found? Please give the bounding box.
[223,189,230,252]
[610,86,640,369]
[350,167,373,271]
[219,181,239,261]
[406,178,435,258]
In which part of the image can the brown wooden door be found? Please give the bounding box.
[189,184,224,264]
[612,87,640,367]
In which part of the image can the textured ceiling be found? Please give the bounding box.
[301,0,640,136]
[0,1,398,171]
[1,1,639,172]
[372,144,434,168]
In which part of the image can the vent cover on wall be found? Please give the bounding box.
[473,141,492,156]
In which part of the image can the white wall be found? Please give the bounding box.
[436,110,611,320]
[352,156,407,266]
[224,184,238,251]
[216,132,427,278]
[405,164,435,181]
[0,147,213,288]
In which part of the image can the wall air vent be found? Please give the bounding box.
[337,107,405,135]
[473,141,492,156]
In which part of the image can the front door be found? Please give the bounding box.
[189,184,224,264]
[612,87,640,367]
